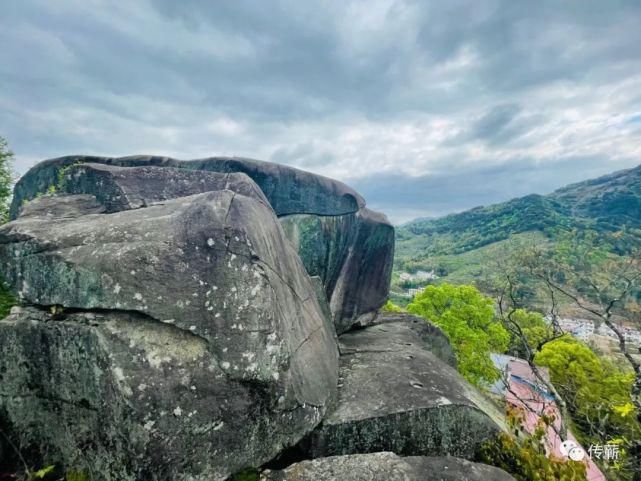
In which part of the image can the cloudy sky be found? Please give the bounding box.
[2,0,641,223]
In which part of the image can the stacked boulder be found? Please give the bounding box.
[9,156,394,334]
[0,156,511,481]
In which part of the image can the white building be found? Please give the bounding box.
[414,270,438,281]
[572,322,594,342]
[596,323,641,345]
[407,288,423,298]
[623,328,641,345]
[558,318,595,342]
[398,270,438,283]
[597,324,617,338]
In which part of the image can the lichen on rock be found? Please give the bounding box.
[0,183,339,480]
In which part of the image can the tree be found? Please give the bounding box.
[0,136,15,318]
[536,337,640,481]
[382,300,404,313]
[492,235,641,480]
[480,406,587,481]
[492,262,573,440]
[505,308,555,358]
[0,136,14,223]
[519,236,641,422]
[407,283,509,386]
[536,337,635,430]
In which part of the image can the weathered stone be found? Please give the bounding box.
[279,209,394,333]
[58,163,269,212]
[260,452,516,481]
[304,322,505,460]
[19,193,106,218]
[0,191,338,480]
[366,311,457,367]
[11,156,394,332]
[407,456,517,481]
[10,155,365,219]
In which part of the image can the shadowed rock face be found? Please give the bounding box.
[280,209,394,334]
[0,190,338,481]
[304,318,504,460]
[10,156,394,332]
[260,452,516,481]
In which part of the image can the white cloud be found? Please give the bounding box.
[1,0,640,221]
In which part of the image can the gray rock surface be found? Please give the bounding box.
[19,193,106,218]
[10,155,364,219]
[11,156,394,332]
[0,155,512,480]
[280,209,394,333]
[365,311,457,367]
[260,452,516,481]
[304,320,505,460]
[59,162,269,212]
[0,190,338,480]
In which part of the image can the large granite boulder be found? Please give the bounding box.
[260,452,516,481]
[0,189,338,481]
[10,156,394,332]
[303,318,505,460]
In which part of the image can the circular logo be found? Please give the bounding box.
[559,440,586,461]
[569,446,586,461]
[559,440,578,457]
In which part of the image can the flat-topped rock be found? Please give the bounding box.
[364,311,457,367]
[10,155,365,219]
[260,452,516,481]
[0,190,338,480]
[304,321,505,460]
[58,163,269,212]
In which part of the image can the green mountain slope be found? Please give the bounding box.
[393,164,641,302]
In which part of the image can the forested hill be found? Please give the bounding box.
[394,164,641,292]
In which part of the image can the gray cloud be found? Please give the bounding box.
[352,154,639,223]
[445,103,540,146]
[470,104,521,141]
[1,0,641,222]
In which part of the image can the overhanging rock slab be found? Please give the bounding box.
[11,156,394,333]
[10,155,365,219]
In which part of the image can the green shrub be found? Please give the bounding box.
[479,408,587,481]
[0,278,16,319]
[381,300,404,312]
[65,470,88,481]
[407,283,509,385]
[230,468,258,481]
